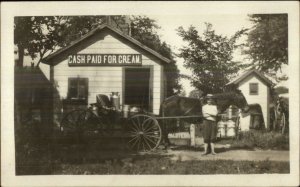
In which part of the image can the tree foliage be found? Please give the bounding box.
[243,14,288,74]
[14,16,66,67]
[131,16,182,96]
[177,23,247,93]
[14,16,110,67]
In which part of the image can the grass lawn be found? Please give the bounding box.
[52,157,289,175]
[216,130,289,150]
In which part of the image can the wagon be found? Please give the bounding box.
[60,94,165,152]
[60,92,247,152]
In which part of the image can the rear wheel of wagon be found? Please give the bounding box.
[60,109,85,144]
[127,114,162,152]
[77,109,106,141]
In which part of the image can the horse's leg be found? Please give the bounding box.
[161,111,170,149]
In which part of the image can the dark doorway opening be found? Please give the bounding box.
[124,68,151,111]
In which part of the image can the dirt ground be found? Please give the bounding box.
[54,138,290,163]
[165,147,289,162]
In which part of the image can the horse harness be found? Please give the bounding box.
[183,97,203,116]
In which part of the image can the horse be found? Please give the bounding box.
[244,104,265,130]
[159,89,249,146]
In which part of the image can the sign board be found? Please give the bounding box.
[68,54,142,66]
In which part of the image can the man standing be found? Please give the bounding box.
[202,94,218,155]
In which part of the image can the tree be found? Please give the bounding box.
[14,16,111,67]
[243,14,288,75]
[177,23,247,93]
[131,16,182,96]
[14,16,65,67]
[14,17,34,67]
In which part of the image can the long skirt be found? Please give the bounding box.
[203,119,217,143]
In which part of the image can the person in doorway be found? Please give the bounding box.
[202,94,218,155]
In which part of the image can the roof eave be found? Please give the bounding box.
[42,24,171,65]
[226,69,274,87]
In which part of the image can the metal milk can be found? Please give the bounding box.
[123,104,130,118]
[226,120,236,137]
[217,119,226,138]
[110,92,120,110]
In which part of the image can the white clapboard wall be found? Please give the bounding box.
[237,74,270,129]
[53,30,164,114]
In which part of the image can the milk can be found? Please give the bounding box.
[110,92,120,110]
[217,119,226,138]
[226,120,236,137]
[123,105,130,118]
[228,105,233,119]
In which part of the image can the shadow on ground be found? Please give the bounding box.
[169,144,255,153]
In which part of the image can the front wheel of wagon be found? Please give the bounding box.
[127,114,162,152]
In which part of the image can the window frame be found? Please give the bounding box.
[67,77,89,104]
[249,83,259,95]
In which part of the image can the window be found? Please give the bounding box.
[249,83,258,95]
[68,77,88,103]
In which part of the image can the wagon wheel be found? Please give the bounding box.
[127,114,162,152]
[77,109,105,140]
[60,109,85,141]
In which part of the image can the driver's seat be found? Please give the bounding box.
[96,94,113,108]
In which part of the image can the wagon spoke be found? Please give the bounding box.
[136,136,141,151]
[145,141,152,150]
[143,119,154,131]
[130,123,139,132]
[66,118,76,125]
[137,116,141,129]
[141,115,146,131]
[128,129,139,135]
[64,120,75,128]
[143,135,157,145]
[128,135,139,143]
[143,118,152,127]
[129,135,140,148]
[144,125,159,133]
[144,130,160,135]
[71,112,78,122]
[141,138,146,152]
[131,118,140,131]
[145,135,160,139]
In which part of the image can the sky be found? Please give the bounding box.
[150,14,287,94]
[27,14,288,93]
[151,14,251,94]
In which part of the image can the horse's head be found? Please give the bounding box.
[232,89,249,113]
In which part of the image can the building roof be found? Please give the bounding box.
[42,24,171,65]
[226,69,274,87]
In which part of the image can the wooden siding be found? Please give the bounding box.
[238,74,270,129]
[53,32,163,114]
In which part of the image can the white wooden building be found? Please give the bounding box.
[227,69,273,129]
[41,24,170,125]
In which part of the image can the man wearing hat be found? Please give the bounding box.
[202,94,218,155]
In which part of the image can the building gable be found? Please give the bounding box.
[226,69,273,87]
[42,24,170,66]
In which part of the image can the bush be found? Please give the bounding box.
[15,119,53,175]
[232,130,289,150]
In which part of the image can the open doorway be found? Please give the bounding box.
[124,67,151,112]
